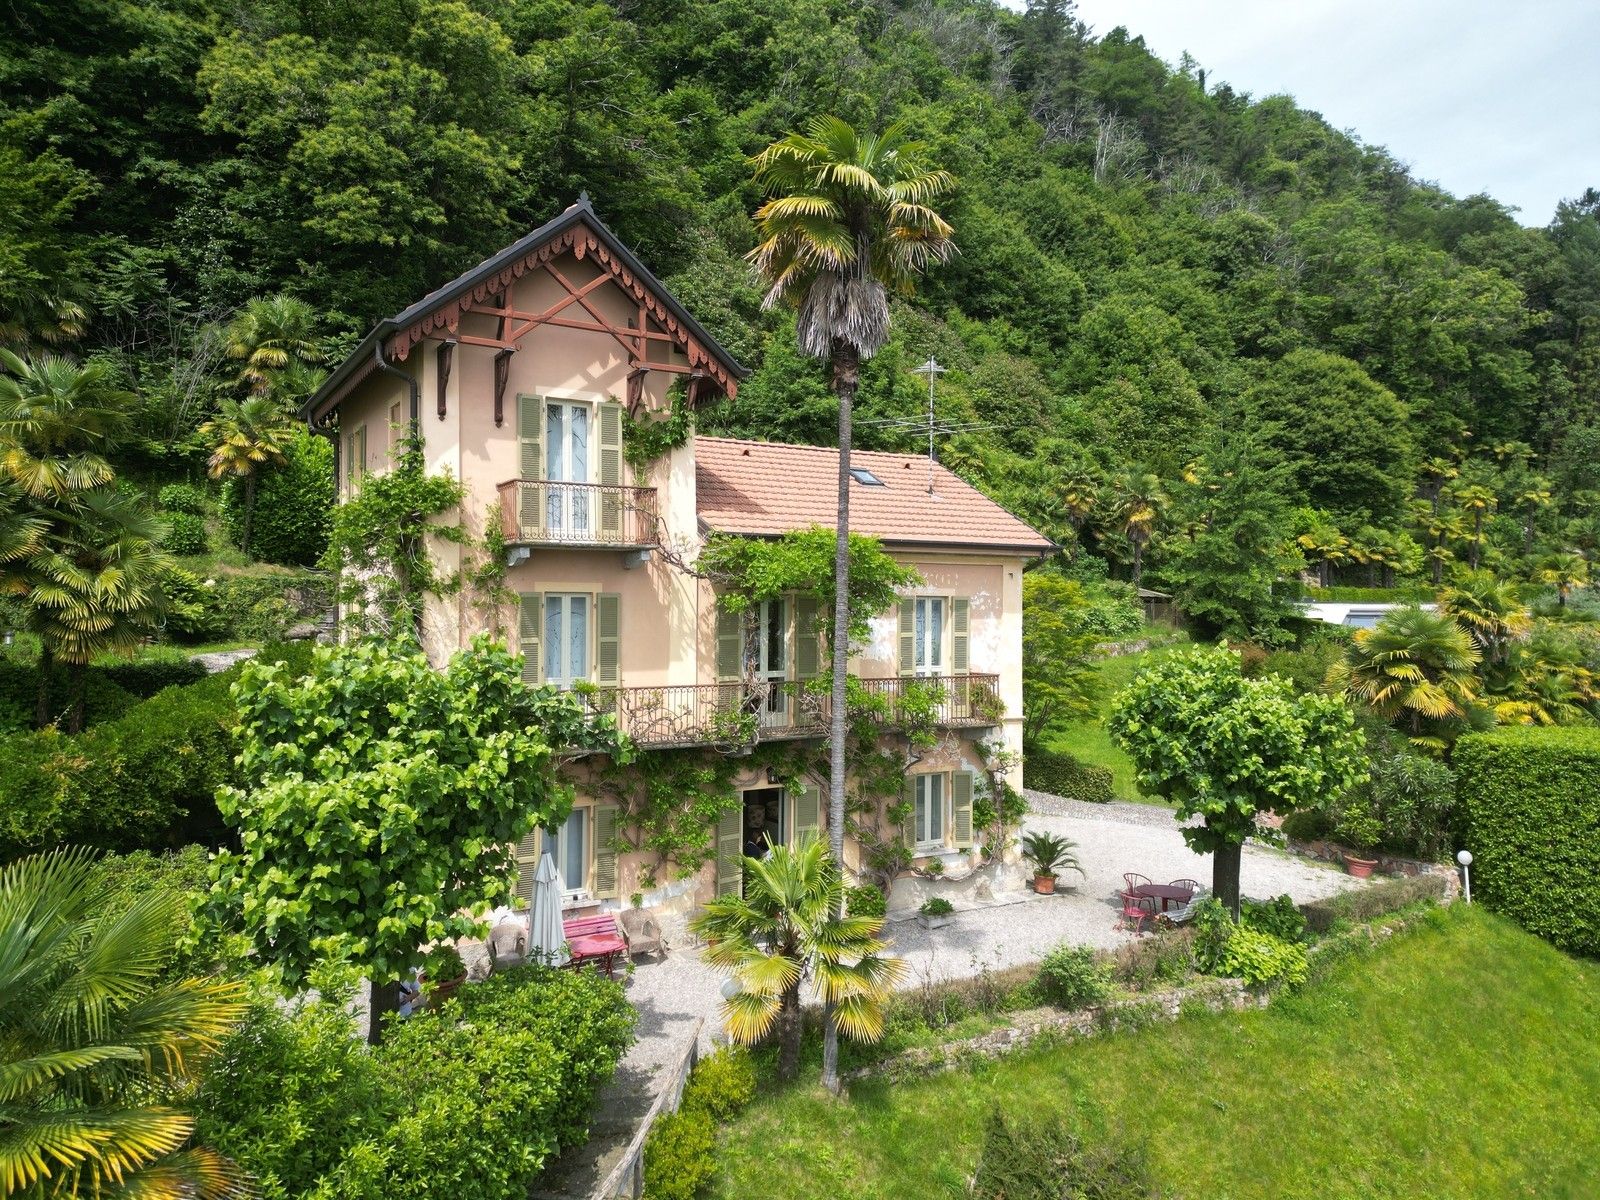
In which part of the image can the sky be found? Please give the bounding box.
[1048,0,1600,226]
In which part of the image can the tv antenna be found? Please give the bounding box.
[912,357,946,494]
[856,356,997,494]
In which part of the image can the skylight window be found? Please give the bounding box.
[849,467,886,486]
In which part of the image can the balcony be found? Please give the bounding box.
[496,479,659,548]
[583,673,1004,750]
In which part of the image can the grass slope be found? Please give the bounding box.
[1045,641,1182,804]
[711,906,1600,1199]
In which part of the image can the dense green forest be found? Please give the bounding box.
[4,0,1600,639]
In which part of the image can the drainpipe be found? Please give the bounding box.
[373,334,420,432]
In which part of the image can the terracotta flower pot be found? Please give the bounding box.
[423,972,467,1008]
[1033,874,1056,895]
[1344,854,1378,879]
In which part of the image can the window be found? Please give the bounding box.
[547,807,589,896]
[913,596,945,676]
[754,597,788,724]
[913,774,945,848]
[344,424,367,494]
[849,467,885,486]
[544,594,590,689]
[545,400,591,534]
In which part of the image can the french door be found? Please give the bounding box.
[755,598,789,727]
[544,594,590,689]
[913,596,945,677]
[545,400,591,536]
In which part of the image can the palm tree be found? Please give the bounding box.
[1494,630,1597,727]
[1060,467,1099,557]
[747,116,953,1092]
[1295,512,1348,588]
[1452,484,1497,570]
[223,295,325,400]
[1108,467,1165,590]
[1515,478,1554,558]
[1438,569,1531,675]
[691,838,905,1084]
[1328,606,1481,753]
[0,350,130,500]
[1539,551,1590,608]
[0,848,247,1198]
[200,396,294,557]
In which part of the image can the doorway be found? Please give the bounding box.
[741,786,786,870]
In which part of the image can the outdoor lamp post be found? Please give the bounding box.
[1457,849,1473,904]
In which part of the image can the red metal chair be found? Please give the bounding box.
[1169,878,1201,897]
[1119,890,1157,934]
[1123,872,1153,892]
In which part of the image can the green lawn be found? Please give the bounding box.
[1045,639,1184,804]
[710,906,1600,1199]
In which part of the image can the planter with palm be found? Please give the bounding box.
[0,848,247,1197]
[691,838,905,1083]
[1020,830,1083,895]
[746,115,953,1093]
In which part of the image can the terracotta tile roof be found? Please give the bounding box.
[695,436,1055,553]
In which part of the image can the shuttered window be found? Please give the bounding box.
[517,394,543,535]
[517,592,544,684]
[951,598,970,673]
[913,773,946,847]
[791,779,821,844]
[592,805,619,900]
[596,593,621,687]
[715,805,743,897]
[951,771,975,849]
[598,400,624,536]
[794,596,821,680]
[513,827,543,906]
[715,605,742,682]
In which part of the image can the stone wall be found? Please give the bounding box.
[1285,838,1461,901]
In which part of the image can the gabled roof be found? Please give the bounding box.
[695,437,1055,555]
[304,196,749,423]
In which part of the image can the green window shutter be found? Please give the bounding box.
[356,425,367,478]
[898,598,916,677]
[596,593,621,686]
[517,394,544,536]
[951,597,970,674]
[518,592,544,684]
[514,828,542,906]
[951,771,974,849]
[794,596,821,680]
[791,779,821,844]
[598,401,624,536]
[902,776,917,850]
[592,805,619,900]
[715,605,742,681]
[715,805,743,897]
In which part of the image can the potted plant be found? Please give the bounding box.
[420,943,467,1007]
[1021,831,1082,895]
[919,896,955,929]
[1332,795,1383,879]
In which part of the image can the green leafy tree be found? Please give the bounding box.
[746,114,953,1092]
[1108,646,1365,917]
[206,636,630,1038]
[1,848,247,1198]
[200,395,295,558]
[1329,606,1482,752]
[691,837,904,1083]
[1020,572,1101,751]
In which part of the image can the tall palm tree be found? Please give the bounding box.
[0,350,129,501]
[691,838,905,1083]
[1328,606,1481,753]
[1539,551,1590,608]
[0,848,247,1198]
[1295,512,1348,588]
[223,295,324,400]
[1108,467,1165,590]
[200,396,294,557]
[747,116,953,1092]
[1515,478,1553,558]
[1438,568,1531,675]
[1060,467,1099,557]
[1452,484,1497,570]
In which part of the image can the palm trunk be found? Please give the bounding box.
[35,643,53,729]
[1214,840,1242,921]
[68,663,87,734]
[777,982,802,1083]
[821,339,860,1097]
[1131,538,1144,590]
[241,472,257,558]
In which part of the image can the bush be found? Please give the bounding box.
[967,1108,1159,1200]
[1192,897,1308,987]
[212,571,332,641]
[157,482,209,514]
[1025,747,1114,802]
[195,965,635,1200]
[0,662,139,734]
[920,896,954,917]
[680,1046,755,1121]
[1036,943,1113,1009]
[1299,873,1448,933]
[1240,894,1309,944]
[643,1109,715,1200]
[161,510,209,555]
[221,428,335,566]
[1281,808,1334,843]
[158,568,230,642]
[1071,583,1144,639]
[0,642,314,857]
[847,883,887,918]
[1455,726,1600,956]
[1110,927,1195,989]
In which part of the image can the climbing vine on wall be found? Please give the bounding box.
[622,387,693,479]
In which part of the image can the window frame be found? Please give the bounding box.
[543,592,592,689]
[912,773,947,851]
[547,805,591,901]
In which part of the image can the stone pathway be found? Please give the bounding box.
[535,791,1363,1196]
[189,647,258,673]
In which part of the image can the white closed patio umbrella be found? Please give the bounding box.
[528,848,569,967]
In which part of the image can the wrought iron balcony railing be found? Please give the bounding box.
[496,479,659,547]
[583,673,1004,749]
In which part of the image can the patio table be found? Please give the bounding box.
[1131,883,1194,912]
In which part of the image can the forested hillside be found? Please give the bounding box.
[5,0,1599,637]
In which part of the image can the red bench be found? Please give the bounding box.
[563,913,626,977]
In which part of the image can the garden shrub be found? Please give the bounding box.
[196,965,635,1200]
[680,1046,755,1121]
[847,883,887,918]
[967,1107,1159,1200]
[1025,747,1114,802]
[1281,807,1334,843]
[644,1046,757,1200]
[1298,873,1448,933]
[0,642,314,857]
[161,510,209,555]
[157,482,209,514]
[1240,894,1309,943]
[1036,943,1113,1009]
[1110,927,1195,989]
[1192,898,1308,987]
[212,571,332,641]
[1071,582,1144,639]
[0,663,139,733]
[1454,726,1600,954]
[221,428,335,566]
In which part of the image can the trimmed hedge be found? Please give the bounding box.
[1025,747,1114,803]
[1455,726,1600,956]
[1299,873,1449,934]
[161,510,209,554]
[194,965,635,1200]
[0,656,208,734]
[221,428,334,567]
[0,643,314,857]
